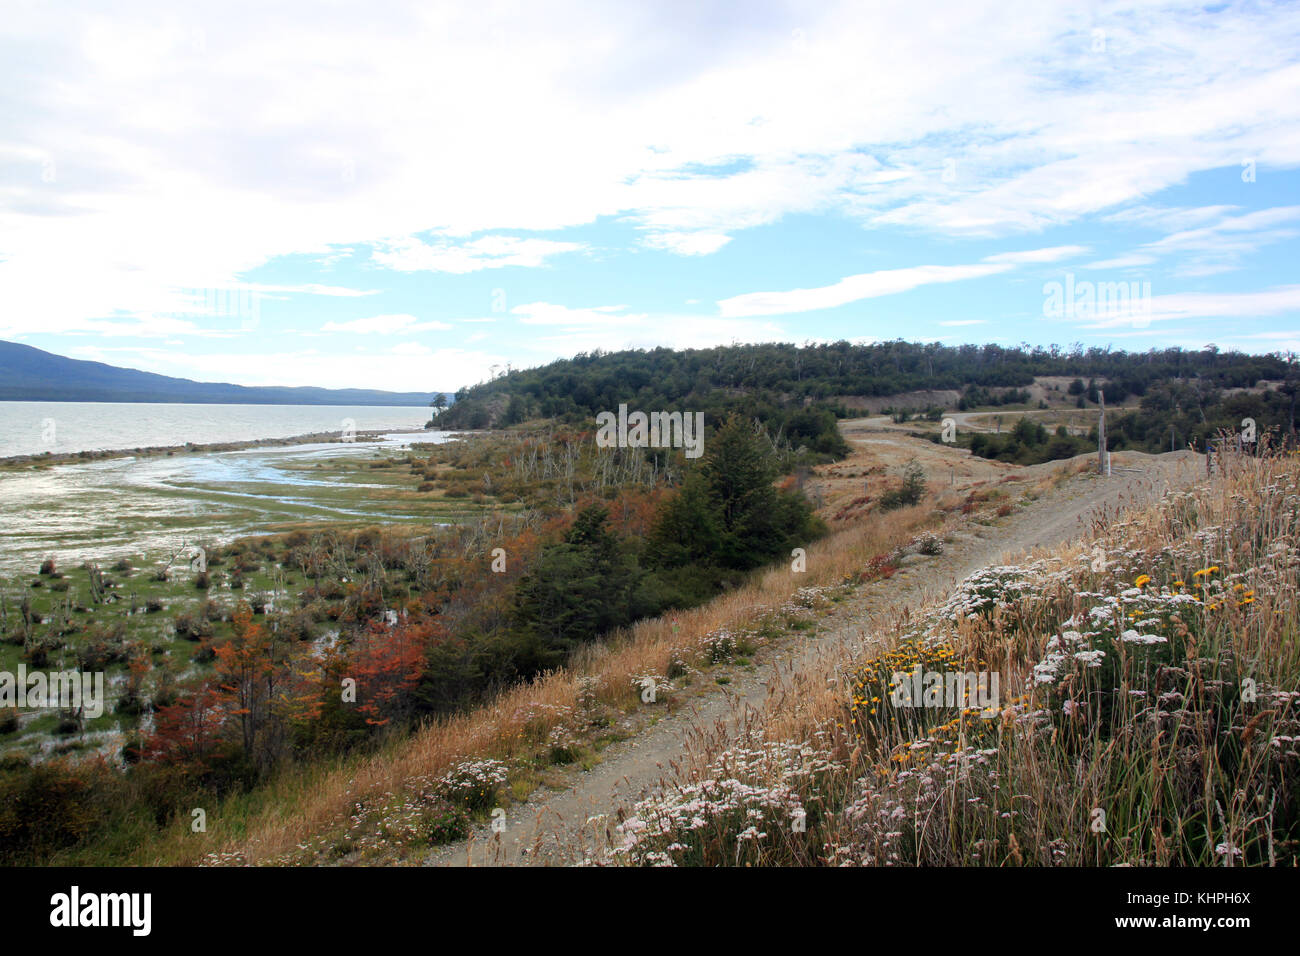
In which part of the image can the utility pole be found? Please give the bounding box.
[1098,390,1108,476]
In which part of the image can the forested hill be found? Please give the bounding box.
[434,341,1293,455]
[0,340,446,405]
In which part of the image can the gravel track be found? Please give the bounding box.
[424,446,1203,866]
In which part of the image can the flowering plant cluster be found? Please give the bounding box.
[436,758,508,810]
[676,456,1300,866]
[612,735,843,866]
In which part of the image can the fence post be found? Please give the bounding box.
[1098,391,1107,476]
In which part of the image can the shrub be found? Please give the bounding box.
[22,641,54,668]
[0,763,107,864]
[55,714,80,735]
[280,610,316,642]
[916,532,944,556]
[879,460,926,511]
[174,612,212,641]
[702,628,738,663]
[115,694,147,717]
[436,758,508,811]
[422,802,471,845]
[612,737,840,866]
[547,725,580,765]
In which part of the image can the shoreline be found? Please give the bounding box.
[0,425,448,470]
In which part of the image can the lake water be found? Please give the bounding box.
[0,402,459,575]
[0,430,461,574]
[0,401,434,459]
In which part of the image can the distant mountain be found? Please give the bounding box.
[0,340,452,406]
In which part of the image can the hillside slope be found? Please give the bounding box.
[424,441,1204,865]
[0,340,447,405]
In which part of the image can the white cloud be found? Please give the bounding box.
[526,315,791,357]
[76,345,503,392]
[2,0,1299,347]
[511,302,637,326]
[371,235,587,273]
[1138,206,1300,274]
[320,314,452,334]
[387,341,433,356]
[1085,206,1300,278]
[1083,254,1156,270]
[1103,205,1239,231]
[718,263,1012,318]
[249,282,377,297]
[500,300,788,355]
[1080,285,1300,329]
[641,231,733,256]
[982,246,1089,265]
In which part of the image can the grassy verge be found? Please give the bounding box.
[124,494,940,865]
[607,451,1298,866]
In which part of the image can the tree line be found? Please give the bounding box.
[433,340,1292,463]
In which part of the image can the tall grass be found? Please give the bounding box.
[610,449,1299,866]
[136,499,936,864]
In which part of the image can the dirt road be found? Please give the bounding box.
[425,441,1203,866]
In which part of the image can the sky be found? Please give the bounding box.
[1,0,1299,393]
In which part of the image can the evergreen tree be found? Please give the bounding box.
[650,414,820,571]
[512,506,639,656]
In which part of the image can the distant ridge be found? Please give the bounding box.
[0,340,449,406]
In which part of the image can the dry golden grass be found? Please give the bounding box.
[145,496,936,865]
[621,446,1299,867]
[139,436,1089,866]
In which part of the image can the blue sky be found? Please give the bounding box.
[2,0,1299,392]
